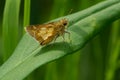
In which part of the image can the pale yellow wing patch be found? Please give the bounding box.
[37,27,54,40]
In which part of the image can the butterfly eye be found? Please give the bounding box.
[63,22,67,26]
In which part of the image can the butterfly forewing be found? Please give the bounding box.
[25,19,68,45]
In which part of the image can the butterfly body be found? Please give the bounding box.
[25,19,68,45]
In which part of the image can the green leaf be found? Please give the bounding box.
[1,0,120,80]
[2,0,21,61]
[23,0,30,27]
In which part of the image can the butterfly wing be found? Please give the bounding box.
[25,24,56,44]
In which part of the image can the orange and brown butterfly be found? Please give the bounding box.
[25,18,69,45]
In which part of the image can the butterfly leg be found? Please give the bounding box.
[65,31,72,43]
[53,34,59,43]
[65,31,70,40]
[61,33,65,42]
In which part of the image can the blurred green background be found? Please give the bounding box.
[0,0,120,80]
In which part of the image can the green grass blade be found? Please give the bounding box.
[23,0,30,27]
[105,39,120,80]
[105,20,120,80]
[2,0,21,61]
[0,0,120,80]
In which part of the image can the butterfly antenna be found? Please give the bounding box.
[67,9,73,15]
